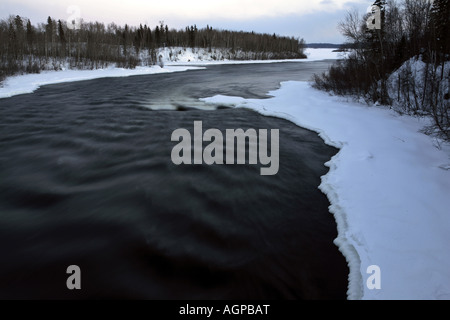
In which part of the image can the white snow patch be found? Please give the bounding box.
[202,81,450,300]
[200,95,247,106]
[163,47,342,65]
[304,48,344,61]
[387,56,450,113]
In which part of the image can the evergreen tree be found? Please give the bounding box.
[165,25,169,46]
[26,19,33,54]
[189,25,196,48]
[14,15,24,59]
[46,16,53,58]
[430,0,450,56]
[145,25,153,48]
[123,24,129,56]
[58,20,66,43]
[8,21,16,60]
[159,21,165,46]
[155,26,160,46]
[58,19,66,57]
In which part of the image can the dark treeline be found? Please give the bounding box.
[314,0,450,139]
[0,15,306,81]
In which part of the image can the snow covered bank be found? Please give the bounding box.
[304,48,344,61]
[163,47,341,65]
[387,55,450,116]
[0,65,204,99]
[0,48,338,99]
[202,82,450,300]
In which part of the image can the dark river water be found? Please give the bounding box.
[0,60,349,299]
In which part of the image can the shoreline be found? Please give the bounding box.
[202,82,450,299]
[0,49,341,100]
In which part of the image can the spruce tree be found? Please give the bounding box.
[431,0,450,57]
[58,19,66,57]
[26,19,33,54]
[155,26,160,47]
[14,15,24,59]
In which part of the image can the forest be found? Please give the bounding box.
[0,16,306,81]
[313,0,449,139]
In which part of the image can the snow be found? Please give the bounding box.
[201,82,450,300]
[387,56,450,113]
[162,47,342,65]
[304,48,344,61]
[0,65,204,99]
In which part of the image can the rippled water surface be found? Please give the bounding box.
[0,61,348,299]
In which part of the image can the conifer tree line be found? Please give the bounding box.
[313,0,450,139]
[0,15,306,80]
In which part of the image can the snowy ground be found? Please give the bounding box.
[0,48,340,99]
[202,83,450,300]
[0,65,205,99]
[163,47,342,65]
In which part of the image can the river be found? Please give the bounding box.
[0,60,349,299]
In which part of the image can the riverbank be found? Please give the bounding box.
[202,81,450,299]
[0,49,340,99]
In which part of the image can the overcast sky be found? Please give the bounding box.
[0,0,371,43]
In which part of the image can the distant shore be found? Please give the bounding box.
[0,49,341,99]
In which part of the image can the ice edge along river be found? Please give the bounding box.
[202,82,450,300]
[2,48,449,299]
